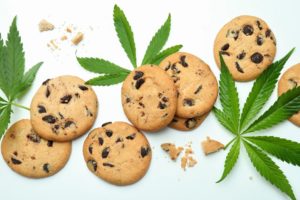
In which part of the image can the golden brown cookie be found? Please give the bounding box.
[159,52,218,118]
[121,65,177,131]
[169,112,210,131]
[214,15,277,81]
[1,119,71,178]
[278,63,300,126]
[30,75,98,142]
[83,122,152,185]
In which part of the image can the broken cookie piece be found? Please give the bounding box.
[161,143,183,160]
[201,137,224,155]
[71,32,84,45]
[39,19,55,32]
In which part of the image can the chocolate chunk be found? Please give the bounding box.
[42,79,51,85]
[179,55,188,67]
[42,115,56,124]
[88,145,93,154]
[43,163,50,173]
[27,133,41,143]
[243,24,254,36]
[105,130,113,137]
[185,118,197,129]
[164,63,171,71]
[103,163,114,167]
[13,151,18,156]
[220,51,230,56]
[102,122,112,127]
[139,102,145,108]
[251,52,264,64]
[135,78,145,89]
[162,96,168,102]
[256,35,264,46]
[172,118,178,123]
[141,147,150,158]
[85,106,93,117]
[54,124,60,130]
[158,102,167,109]
[64,121,75,128]
[98,137,104,145]
[38,105,46,113]
[46,86,51,98]
[237,51,246,60]
[87,160,97,171]
[183,98,195,106]
[221,43,230,51]
[11,157,22,165]
[235,62,244,73]
[233,30,239,40]
[102,147,110,158]
[256,20,263,30]
[171,63,181,73]
[126,133,136,140]
[194,85,202,94]
[265,29,271,37]
[47,140,53,147]
[115,137,123,143]
[133,71,144,80]
[75,93,80,98]
[58,112,64,119]
[288,78,298,88]
[79,85,89,91]
[125,97,131,103]
[60,95,72,104]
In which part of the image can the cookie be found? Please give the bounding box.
[83,121,152,185]
[214,15,277,81]
[1,119,71,178]
[278,63,300,126]
[169,112,209,131]
[30,75,98,142]
[121,65,177,131]
[159,52,218,118]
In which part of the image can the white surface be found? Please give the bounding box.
[0,0,300,199]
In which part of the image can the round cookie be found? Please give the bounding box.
[1,119,71,178]
[83,121,152,185]
[169,112,210,131]
[159,52,218,118]
[121,65,177,131]
[278,63,300,126]
[214,15,277,81]
[30,75,98,142]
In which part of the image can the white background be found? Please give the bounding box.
[0,0,300,199]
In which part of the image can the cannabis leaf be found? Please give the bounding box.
[77,4,182,86]
[214,49,300,200]
[0,17,42,139]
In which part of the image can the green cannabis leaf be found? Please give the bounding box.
[0,17,42,139]
[77,4,182,86]
[214,49,300,200]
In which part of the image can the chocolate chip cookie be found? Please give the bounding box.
[159,52,218,118]
[278,63,300,126]
[83,121,152,185]
[121,65,177,131]
[169,112,209,131]
[30,75,98,142]
[214,15,277,81]
[1,119,71,178]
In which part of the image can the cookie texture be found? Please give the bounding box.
[83,121,152,185]
[30,75,98,142]
[1,119,71,178]
[169,112,209,131]
[159,52,218,118]
[121,65,177,131]
[278,63,300,126]
[214,15,276,81]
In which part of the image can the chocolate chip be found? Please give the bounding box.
[79,85,89,91]
[265,29,271,37]
[102,122,112,127]
[288,78,298,88]
[27,133,41,143]
[158,102,167,109]
[11,157,22,165]
[172,118,178,123]
[75,93,80,98]
[125,97,131,103]
[103,163,114,167]
[102,147,110,159]
[60,95,72,104]
[256,20,263,30]
[141,147,150,158]
[64,121,75,128]
[115,137,123,143]
[47,140,53,147]
[54,124,60,130]
[139,102,145,108]
[43,163,50,173]
[38,105,46,113]
[256,35,264,46]
[98,137,104,146]
[13,151,18,156]
[133,71,144,80]
[42,79,51,85]
[105,130,113,137]
[235,62,244,73]
[233,30,239,40]
[126,133,136,140]
[237,51,246,60]
[221,43,230,51]
[87,160,97,171]
[194,85,202,94]
[42,115,56,124]
[85,106,93,117]
[243,24,254,36]
[58,112,64,119]
[161,97,168,102]
[135,78,145,89]
[179,55,188,67]
[183,98,195,106]
[251,52,264,64]
[46,86,51,98]
[171,63,181,73]
[185,118,197,129]
[164,63,171,71]
[220,51,230,56]
[88,145,93,154]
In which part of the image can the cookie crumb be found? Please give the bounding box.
[61,35,68,41]
[201,137,224,155]
[47,39,59,50]
[181,156,187,170]
[66,26,72,33]
[187,156,197,167]
[39,19,55,32]
[71,32,84,45]
[161,143,183,160]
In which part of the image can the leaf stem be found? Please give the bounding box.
[11,102,30,111]
[224,137,237,150]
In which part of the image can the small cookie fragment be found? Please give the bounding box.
[39,19,55,32]
[71,32,84,45]
[181,148,197,170]
[161,143,183,160]
[201,137,224,155]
